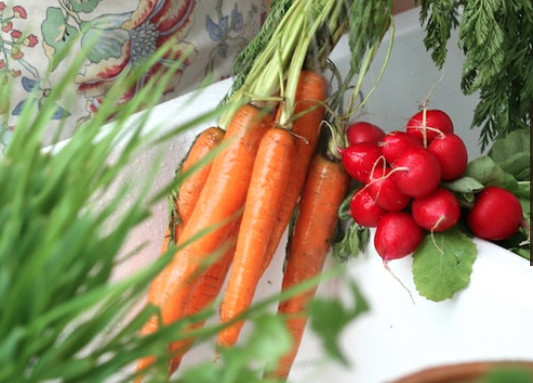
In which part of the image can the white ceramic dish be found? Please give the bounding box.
[287,236,533,383]
[103,7,531,383]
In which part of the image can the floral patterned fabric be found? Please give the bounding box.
[0,0,267,150]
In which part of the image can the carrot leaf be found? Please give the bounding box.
[224,0,294,102]
[347,0,392,74]
[419,0,532,149]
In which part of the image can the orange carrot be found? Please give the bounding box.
[273,154,350,379]
[171,126,225,241]
[159,127,224,255]
[217,126,296,348]
[159,226,172,254]
[136,104,272,379]
[137,126,224,379]
[261,70,328,272]
[167,221,239,374]
[157,127,227,374]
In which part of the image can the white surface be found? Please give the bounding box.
[288,237,533,383]
[107,7,532,383]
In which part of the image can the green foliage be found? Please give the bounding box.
[412,227,477,302]
[332,190,370,261]
[418,0,533,149]
[168,273,369,383]
[488,129,530,181]
[212,317,291,383]
[444,162,530,260]
[309,280,369,366]
[443,176,485,194]
[227,0,294,99]
[221,0,393,129]
[0,33,204,383]
[418,0,460,68]
[464,155,507,188]
[451,129,530,259]
[174,315,290,383]
[332,222,370,262]
[348,0,392,74]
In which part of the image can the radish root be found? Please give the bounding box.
[359,164,408,198]
[429,219,446,256]
[383,260,416,305]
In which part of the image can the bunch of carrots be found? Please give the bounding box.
[134,0,392,381]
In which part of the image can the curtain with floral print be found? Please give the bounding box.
[0,0,267,151]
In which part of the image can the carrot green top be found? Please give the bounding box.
[218,0,394,131]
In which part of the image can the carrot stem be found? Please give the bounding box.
[279,1,335,127]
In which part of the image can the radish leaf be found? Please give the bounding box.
[412,228,477,302]
[488,129,530,181]
[499,153,531,182]
[488,129,530,163]
[464,155,506,187]
[442,176,484,193]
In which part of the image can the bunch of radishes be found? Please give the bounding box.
[341,109,524,261]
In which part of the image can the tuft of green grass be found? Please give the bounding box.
[0,34,205,383]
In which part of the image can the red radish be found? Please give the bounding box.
[374,212,424,261]
[428,133,468,181]
[340,143,383,183]
[412,187,460,231]
[380,131,422,163]
[467,186,523,241]
[349,188,386,227]
[367,166,410,212]
[392,147,442,198]
[406,109,454,145]
[346,121,386,145]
